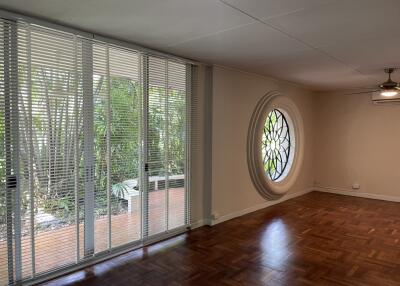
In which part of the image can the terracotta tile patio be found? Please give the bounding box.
[0,188,185,285]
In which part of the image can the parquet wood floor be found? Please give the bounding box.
[41,191,400,286]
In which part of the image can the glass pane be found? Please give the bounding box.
[147,57,187,235]
[93,45,141,252]
[167,63,186,230]
[109,48,141,248]
[147,57,167,236]
[17,26,83,277]
[92,44,108,253]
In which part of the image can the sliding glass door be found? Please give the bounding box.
[0,19,191,286]
[145,56,188,237]
[91,43,143,254]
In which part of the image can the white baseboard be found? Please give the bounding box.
[191,187,400,230]
[211,188,313,226]
[314,186,400,203]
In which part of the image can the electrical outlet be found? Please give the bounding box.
[352,183,360,190]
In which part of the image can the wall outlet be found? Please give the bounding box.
[352,183,360,190]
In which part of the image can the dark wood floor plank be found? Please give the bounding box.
[41,191,400,286]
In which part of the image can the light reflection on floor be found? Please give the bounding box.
[260,218,292,270]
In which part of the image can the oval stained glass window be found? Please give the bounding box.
[262,109,291,181]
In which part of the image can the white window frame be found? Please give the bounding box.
[247,91,304,200]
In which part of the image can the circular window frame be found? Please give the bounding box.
[247,91,304,200]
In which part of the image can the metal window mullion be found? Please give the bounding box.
[184,64,192,226]
[26,23,36,277]
[73,35,80,263]
[141,55,149,239]
[137,54,143,240]
[106,45,112,250]
[10,21,22,282]
[82,39,95,257]
[164,60,169,231]
[3,20,16,284]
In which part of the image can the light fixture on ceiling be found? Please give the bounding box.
[380,90,398,97]
[345,68,400,96]
[379,68,400,97]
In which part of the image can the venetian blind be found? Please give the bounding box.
[0,16,193,286]
[145,55,189,238]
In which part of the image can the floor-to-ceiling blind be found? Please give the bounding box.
[0,16,192,286]
[146,56,188,237]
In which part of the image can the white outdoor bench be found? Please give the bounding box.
[112,174,185,213]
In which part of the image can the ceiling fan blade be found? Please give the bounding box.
[344,89,380,95]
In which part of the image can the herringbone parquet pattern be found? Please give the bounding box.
[42,192,400,286]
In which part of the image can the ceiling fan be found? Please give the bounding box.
[347,68,400,96]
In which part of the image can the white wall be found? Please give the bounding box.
[314,92,400,200]
[210,66,316,222]
[189,64,209,226]
[193,66,400,228]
